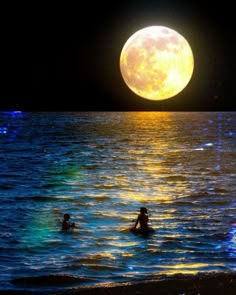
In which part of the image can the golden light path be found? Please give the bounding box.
[120,26,194,100]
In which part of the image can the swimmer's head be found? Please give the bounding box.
[64,213,70,220]
[140,207,147,214]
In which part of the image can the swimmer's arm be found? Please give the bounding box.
[70,222,78,228]
[134,215,140,229]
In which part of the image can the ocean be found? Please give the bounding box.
[0,111,235,293]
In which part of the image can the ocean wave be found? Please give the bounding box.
[163,175,188,181]
[12,274,95,286]
[0,184,14,190]
[1,112,236,292]
[16,196,59,202]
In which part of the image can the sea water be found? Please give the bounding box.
[0,111,235,292]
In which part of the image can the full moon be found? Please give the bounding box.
[120,26,194,100]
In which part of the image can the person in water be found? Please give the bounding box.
[62,213,75,230]
[133,207,150,232]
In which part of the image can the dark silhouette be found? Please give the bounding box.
[62,213,75,230]
[131,207,154,234]
[134,207,149,229]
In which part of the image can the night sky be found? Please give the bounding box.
[0,1,235,111]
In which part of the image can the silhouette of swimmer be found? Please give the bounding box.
[131,207,154,234]
[62,213,76,230]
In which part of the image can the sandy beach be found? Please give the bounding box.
[1,272,236,295]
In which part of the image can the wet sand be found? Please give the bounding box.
[1,272,236,295]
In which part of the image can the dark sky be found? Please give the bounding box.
[0,1,235,111]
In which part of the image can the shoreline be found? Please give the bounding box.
[1,272,236,295]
